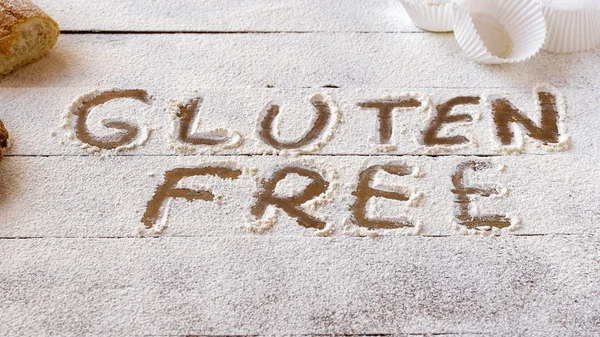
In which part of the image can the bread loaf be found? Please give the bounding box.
[0,0,59,76]
[0,119,8,157]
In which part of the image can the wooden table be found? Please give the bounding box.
[1,0,599,335]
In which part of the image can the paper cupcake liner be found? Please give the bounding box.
[541,0,600,53]
[399,0,454,33]
[452,0,547,64]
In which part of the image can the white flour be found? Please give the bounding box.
[0,4,599,335]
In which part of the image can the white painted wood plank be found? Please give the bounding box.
[0,11,597,337]
[35,0,417,32]
[1,155,598,237]
[1,236,598,335]
[0,34,598,89]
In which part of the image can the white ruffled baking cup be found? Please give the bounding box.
[452,0,547,64]
[398,0,454,33]
[541,0,600,53]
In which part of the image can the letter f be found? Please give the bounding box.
[142,167,242,229]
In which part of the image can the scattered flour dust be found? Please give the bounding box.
[410,166,425,178]
[374,144,398,153]
[453,217,522,236]
[245,206,280,234]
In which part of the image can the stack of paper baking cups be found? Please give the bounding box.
[542,0,600,53]
[398,0,600,64]
[399,0,454,32]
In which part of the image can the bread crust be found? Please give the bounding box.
[0,0,59,73]
[0,119,8,157]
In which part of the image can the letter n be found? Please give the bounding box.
[492,91,561,146]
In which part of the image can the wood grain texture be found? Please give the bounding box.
[1,236,598,336]
[0,2,599,336]
[1,155,598,238]
[35,0,417,33]
[1,87,593,156]
[1,34,599,89]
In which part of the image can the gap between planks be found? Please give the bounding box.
[0,233,591,240]
[141,333,512,336]
[59,30,427,35]
[3,153,554,158]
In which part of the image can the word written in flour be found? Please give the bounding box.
[63,84,569,155]
[60,85,569,236]
[139,160,518,236]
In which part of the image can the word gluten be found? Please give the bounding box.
[66,86,566,153]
